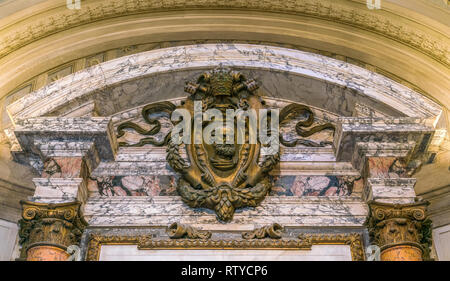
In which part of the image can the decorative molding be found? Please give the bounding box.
[7,44,442,125]
[83,195,369,228]
[18,200,88,259]
[0,0,447,67]
[13,117,117,162]
[86,232,365,261]
[0,39,432,111]
[297,233,365,261]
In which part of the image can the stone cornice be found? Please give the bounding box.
[13,117,117,162]
[334,117,435,162]
[0,0,448,68]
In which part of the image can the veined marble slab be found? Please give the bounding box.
[84,196,368,229]
[114,147,337,163]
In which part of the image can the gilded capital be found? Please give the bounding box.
[366,201,433,260]
[18,201,88,259]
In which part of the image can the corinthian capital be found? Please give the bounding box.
[366,201,433,260]
[18,201,88,260]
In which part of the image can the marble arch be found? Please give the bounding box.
[3,43,443,261]
[6,44,442,122]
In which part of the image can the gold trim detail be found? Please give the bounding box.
[86,232,365,261]
[297,233,365,261]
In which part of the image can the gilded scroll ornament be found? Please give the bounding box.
[242,223,283,239]
[366,201,433,260]
[18,201,88,259]
[167,222,212,239]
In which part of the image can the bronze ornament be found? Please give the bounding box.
[116,67,334,222]
[167,222,212,239]
[117,101,176,147]
[242,223,284,239]
[279,103,335,147]
[167,67,280,222]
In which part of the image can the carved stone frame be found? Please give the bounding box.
[86,233,365,261]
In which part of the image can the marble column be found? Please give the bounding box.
[333,117,435,261]
[362,156,434,261]
[19,201,87,261]
[366,201,432,261]
[13,117,116,260]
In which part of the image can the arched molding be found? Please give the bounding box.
[6,44,442,124]
[0,0,448,113]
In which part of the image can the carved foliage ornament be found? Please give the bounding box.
[117,67,334,222]
[18,201,88,259]
[366,201,433,260]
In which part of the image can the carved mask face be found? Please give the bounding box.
[204,125,239,172]
[214,143,235,159]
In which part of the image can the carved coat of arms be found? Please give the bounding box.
[117,67,334,222]
[166,67,279,222]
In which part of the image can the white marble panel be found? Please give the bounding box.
[32,178,86,203]
[99,244,352,261]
